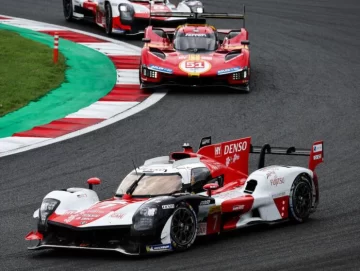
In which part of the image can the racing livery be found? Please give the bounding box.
[26,136,324,255]
[63,0,204,35]
[139,9,251,91]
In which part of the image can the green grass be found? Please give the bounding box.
[0,30,66,117]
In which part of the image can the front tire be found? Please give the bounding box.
[63,0,74,21]
[105,3,113,36]
[289,174,313,223]
[170,203,197,252]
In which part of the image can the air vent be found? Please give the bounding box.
[244,180,257,194]
[150,47,166,59]
[225,50,241,61]
[170,152,191,160]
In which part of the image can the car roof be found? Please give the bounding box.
[176,24,216,35]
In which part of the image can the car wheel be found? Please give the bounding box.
[105,3,113,35]
[289,174,313,223]
[63,0,73,21]
[170,203,197,251]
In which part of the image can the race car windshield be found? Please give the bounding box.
[174,32,217,52]
[116,173,182,196]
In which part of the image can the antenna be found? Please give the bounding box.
[149,0,154,26]
[132,159,138,174]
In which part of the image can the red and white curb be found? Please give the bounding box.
[0,15,166,158]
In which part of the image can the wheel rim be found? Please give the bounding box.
[63,0,71,18]
[171,207,196,246]
[294,183,312,217]
[105,5,111,33]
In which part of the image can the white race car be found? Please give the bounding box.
[62,0,204,35]
[26,136,324,255]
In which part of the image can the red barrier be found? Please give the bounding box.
[53,32,59,63]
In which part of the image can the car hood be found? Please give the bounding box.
[48,198,147,228]
[146,51,247,76]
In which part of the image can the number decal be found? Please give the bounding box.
[185,61,205,69]
[213,214,218,231]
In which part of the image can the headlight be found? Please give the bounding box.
[139,207,157,216]
[191,6,203,13]
[39,198,59,224]
[118,4,135,24]
[119,5,128,12]
[133,206,159,230]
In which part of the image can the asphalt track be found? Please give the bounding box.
[0,0,360,270]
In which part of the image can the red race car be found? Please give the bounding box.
[139,9,251,92]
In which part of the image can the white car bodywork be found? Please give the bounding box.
[68,0,203,34]
[33,158,315,233]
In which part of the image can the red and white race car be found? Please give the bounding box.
[139,10,251,91]
[62,0,204,35]
[26,136,323,255]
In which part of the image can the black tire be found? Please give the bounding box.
[170,202,197,251]
[139,62,143,85]
[63,0,73,21]
[289,174,313,223]
[105,2,113,36]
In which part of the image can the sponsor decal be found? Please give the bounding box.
[197,223,207,235]
[201,138,211,145]
[64,210,78,215]
[225,153,240,167]
[77,193,87,198]
[162,204,175,209]
[80,217,93,221]
[214,144,222,157]
[80,213,101,218]
[265,168,279,179]
[201,56,213,60]
[179,59,211,74]
[313,154,322,160]
[148,65,173,74]
[270,177,285,186]
[223,141,247,155]
[146,244,172,252]
[232,205,244,211]
[185,33,207,37]
[200,200,211,205]
[217,67,242,75]
[64,215,76,223]
[110,213,125,219]
[313,144,322,153]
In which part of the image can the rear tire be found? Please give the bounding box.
[170,203,197,252]
[105,2,113,36]
[63,0,74,21]
[289,174,313,223]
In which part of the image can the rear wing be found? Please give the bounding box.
[197,136,324,174]
[149,5,246,28]
[250,141,324,172]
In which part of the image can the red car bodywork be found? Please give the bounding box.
[139,14,251,91]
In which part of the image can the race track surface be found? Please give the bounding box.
[1,0,360,270]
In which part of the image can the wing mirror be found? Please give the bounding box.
[203,183,219,197]
[87,177,101,190]
[142,38,151,43]
[241,40,250,45]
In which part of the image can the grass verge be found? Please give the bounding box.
[0,29,66,117]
